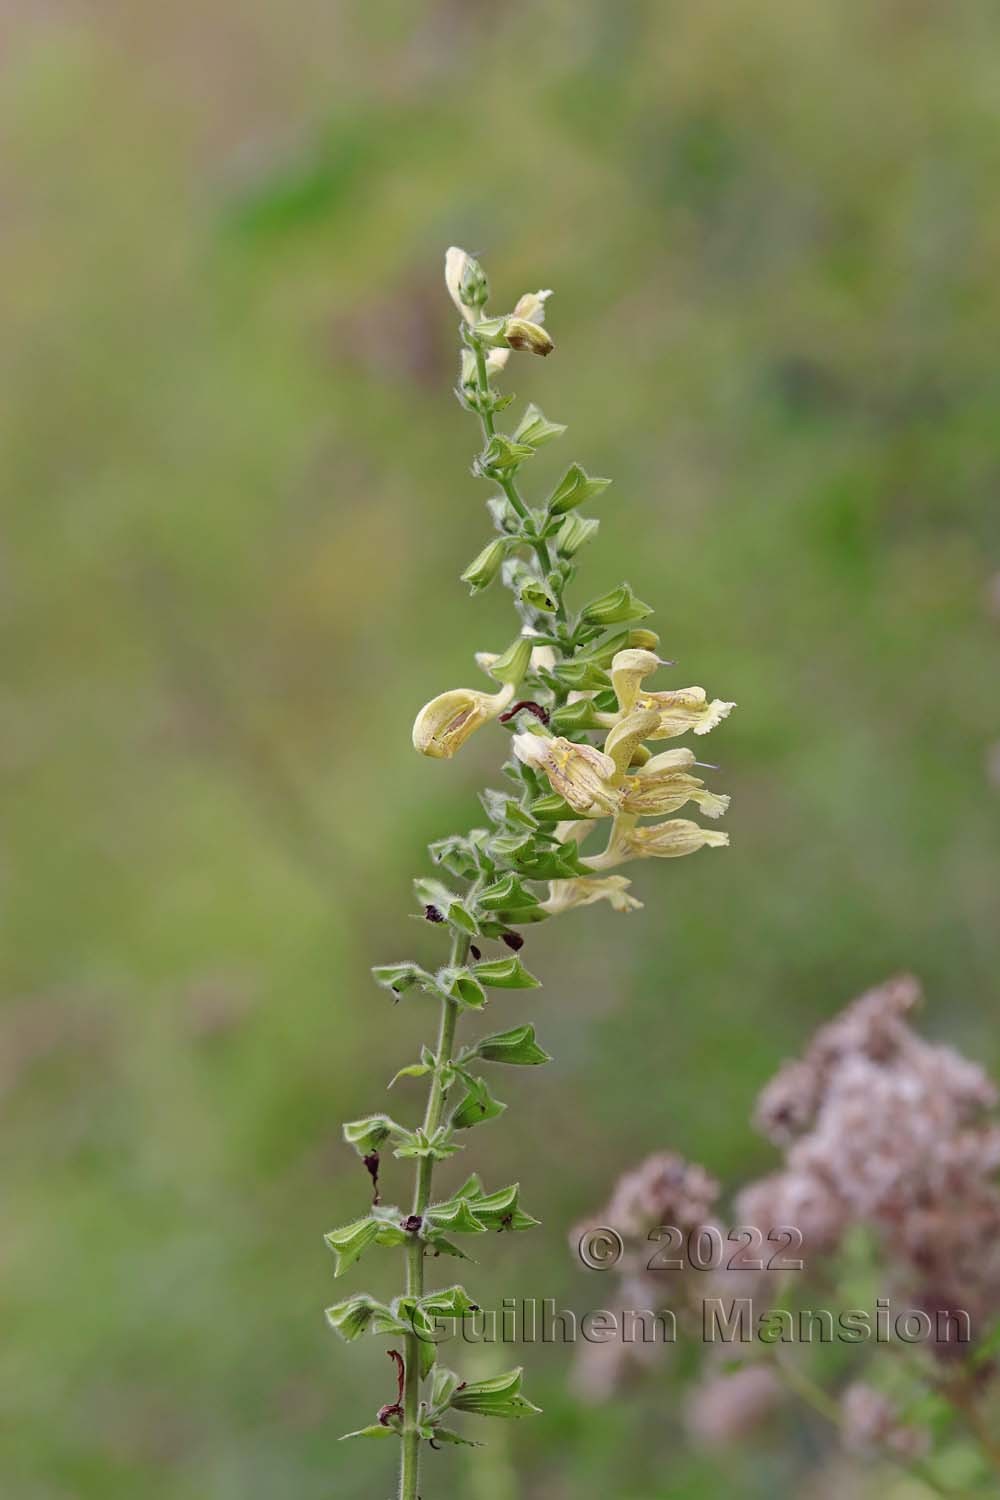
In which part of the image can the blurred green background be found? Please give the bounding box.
[3,1,998,1496]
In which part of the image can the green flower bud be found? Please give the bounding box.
[461,537,508,593]
[579,581,653,626]
[548,698,602,734]
[547,463,611,515]
[486,634,533,687]
[582,625,661,669]
[473,1024,551,1066]
[518,578,558,613]
[324,1216,380,1277]
[512,403,566,449]
[449,1367,541,1418]
[474,433,534,476]
[451,1074,506,1130]
[555,513,600,556]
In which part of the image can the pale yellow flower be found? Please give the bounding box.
[585,813,729,869]
[413,682,515,759]
[512,732,623,815]
[632,687,735,739]
[486,289,553,373]
[622,747,730,819]
[445,246,487,323]
[540,875,642,915]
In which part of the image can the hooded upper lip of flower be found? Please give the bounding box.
[512,731,623,815]
[605,648,736,739]
[602,708,662,779]
[412,682,515,759]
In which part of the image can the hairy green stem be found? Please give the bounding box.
[471,341,567,628]
[399,928,469,1500]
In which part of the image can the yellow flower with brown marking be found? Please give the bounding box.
[412,682,515,759]
[584,813,729,869]
[633,687,735,739]
[622,747,730,819]
[512,732,623,815]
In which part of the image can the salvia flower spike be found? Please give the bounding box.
[327,248,736,1500]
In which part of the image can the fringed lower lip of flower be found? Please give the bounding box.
[621,747,730,819]
[584,813,730,869]
[412,682,516,758]
[540,875,643,915]
[598,687,736,740]
[512,731,623,815]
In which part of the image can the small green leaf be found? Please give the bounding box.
[451,1074,506,1130]
[387,1062,431,1088]
[471,956,541,989]
[474,1024,551,1066]
[530,792,586,821]
[547,463,611,516]
[548,698,601,733]
[339,1423,398,1440]
[437,966,487,1010]
[429,1427,481,1447]
[477,872,541,912]
[323,1216,380,1277]
[450,1367,541,1419]
[550,659,611,692]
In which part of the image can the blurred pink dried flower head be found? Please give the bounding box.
[685,1364,784,1445]
[748,975,1000,1338]
[839,1382,930,1460]
[605,1151,720,1242]
[570,1153,721,1401]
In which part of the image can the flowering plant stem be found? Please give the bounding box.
[325,247,734,1500]
[400,928,466,1500]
